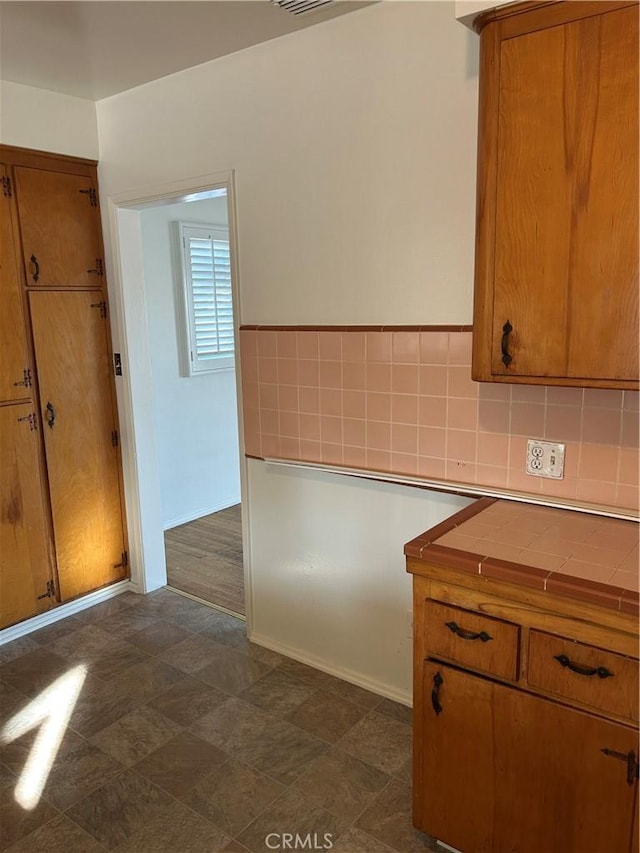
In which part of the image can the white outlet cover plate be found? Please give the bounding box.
[526,439,565,479]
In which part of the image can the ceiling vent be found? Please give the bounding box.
[272,0,335,16]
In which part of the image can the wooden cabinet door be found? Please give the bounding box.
[0,404,53,628]
[420,661,638,853]
[0,166,31,401]
[29,291,127,601]
[13,167,103,288]
[474,3,639,388]
[419,661,496,852]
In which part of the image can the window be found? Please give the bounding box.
[176,222,234,375]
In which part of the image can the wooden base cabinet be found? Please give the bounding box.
[421,660,638,853]
[409,571,639,853]
[0,144,128,628]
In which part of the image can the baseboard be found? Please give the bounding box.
[163,498,241,531]
[0,580,136,646]
[248,630,412,708]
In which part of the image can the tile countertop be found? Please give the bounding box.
[405,497,640,616]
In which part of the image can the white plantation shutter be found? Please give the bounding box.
[178,223,235,375]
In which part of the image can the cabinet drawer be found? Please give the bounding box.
[528,631,639,723]
[424,600,520,681]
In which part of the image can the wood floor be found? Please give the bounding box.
[164,504,244,615]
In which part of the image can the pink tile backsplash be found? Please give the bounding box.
[368,393,391,422]
[392,394,418,425]
[392,331,420,363]
[366,363,391,392]
[297,331,318,360]
[318,331,342,360]
[240,328,640,514]
[276,331,298,359]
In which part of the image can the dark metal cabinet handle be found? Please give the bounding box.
[30,254,40,283]
[501,320,513,366]
[554,654,613,679]
[45,401,56,429]
[431,671,443,715]
[445,621,492,643]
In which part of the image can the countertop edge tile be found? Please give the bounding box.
[545,574,625,612]
[480,558,551,591]
[403,538,431,558]
[416,543,483,575]
[621,590,640,617]
[448,496,497,528]
[407,497,639,615]
[404,497,497,557]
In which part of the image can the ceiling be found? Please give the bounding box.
[0,1,372,100]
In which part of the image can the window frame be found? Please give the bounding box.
[174,220,235,377]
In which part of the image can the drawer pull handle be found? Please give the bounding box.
[445,621,492,643]
[554,654,613,679]
[431,671,443,716]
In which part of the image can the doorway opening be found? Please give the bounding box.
[107,172,249,622]
[138,192,244,616]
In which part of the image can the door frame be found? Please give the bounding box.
[103,170,251,623]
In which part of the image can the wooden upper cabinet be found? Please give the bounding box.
[13,167,104,288]
[0,165,31,402]
[472,2,639,388]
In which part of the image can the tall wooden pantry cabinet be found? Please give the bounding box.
[0,145,128,629]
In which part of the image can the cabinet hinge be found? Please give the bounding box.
[111,429,119,447]
[79,187,98,206]
[13,368,33,389]
[90,300,107,318]
[37,580,56,600]
[87,258,104,277]
[114,551,128,570]
[2,175,12,198]
[601,749,639,786]
[17,412,38,431]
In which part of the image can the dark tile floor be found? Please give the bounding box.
[0,589,438,853]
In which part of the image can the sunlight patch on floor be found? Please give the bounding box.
[1,664,87,810]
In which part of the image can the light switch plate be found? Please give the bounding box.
[526,439,565,479]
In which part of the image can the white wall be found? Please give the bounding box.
[97,1,480,699]
[140,197,240,528]
[249,460,468,704]
[0,80,99,159]
[97,1,479,325]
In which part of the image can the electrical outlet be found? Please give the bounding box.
[526,439,565,479]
